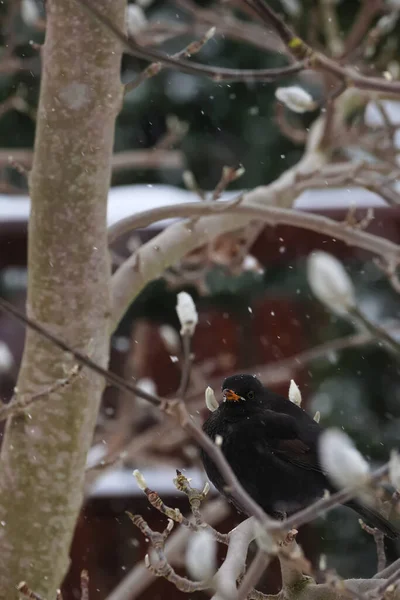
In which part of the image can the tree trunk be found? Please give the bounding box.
[0,1,125,597]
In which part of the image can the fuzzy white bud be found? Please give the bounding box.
[125,4,147,36]
[159,325,180,354]
[136,378,157,398]
[215,435,223,447]
[288,380,302,406]
[389,450,400,491]
[0,342,14,373]
[313,411,321,423]
[275,86,316,113]
[319,554,327,571]
[318,429,370,489]
[176,292,198,336]
[307,251,356,315]
[133,469,147,491]
[21,0,40,26]
[205,386,219,412]
[185,530,217,581]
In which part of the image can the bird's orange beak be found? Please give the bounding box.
[223,388,242,402]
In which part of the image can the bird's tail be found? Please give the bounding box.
[347,499,400,539]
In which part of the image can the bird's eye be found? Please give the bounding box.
[247,391,255,400]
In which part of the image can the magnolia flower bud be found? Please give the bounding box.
[133,469,147,491]
[137,378,157,397]
[288,380,302,406]
[159,325,180,354]
[0,342,14,373]
[275,86,316,113]
[205,386,219,412]
[125,4,147,36]
[185,530,217,581]
[389,450,400,491]
[21,0,39,26]
[307,251,356,315]
[176,292,198,336]
[318,429,370,489]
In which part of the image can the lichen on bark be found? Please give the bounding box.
[0,1,125,598]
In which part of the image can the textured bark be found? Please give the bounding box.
[0,1,125,598]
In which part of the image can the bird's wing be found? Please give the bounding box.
[247,410,326,474]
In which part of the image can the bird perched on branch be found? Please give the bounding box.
[201,373,399,538]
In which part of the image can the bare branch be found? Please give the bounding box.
[212,517,258,600]
[237,549,271,600]
[174,470,228,543]
[132,469,228,543]
[106,499,229,600]
[127,513,211,593]
[359,521,386,573]
[1,148,184,173]
[242,0,400,94]
[178,333,192,398]
[73,0,304,83]
[0,365,82,422]
[125,26,216,94]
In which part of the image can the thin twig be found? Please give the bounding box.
[0,365,82,422]
[127,513,211,593]
[350,307,400,358]
[242,0,400,94]
[360,521,386,573]
[16,582,46,600]
[178,333,192,398]
[0,297,163,407]
[211,166,245,202]
[278,464,389,532]
[73,0,305,83]
[125,27,216,93]
[174,470,228,543]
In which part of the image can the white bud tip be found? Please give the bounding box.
[159,325,180,353]
[288,380,302,406]
[205,27,216,41]
[215,435,223,447]
[205,386,219,412]
[137,378,157,397]
[185,530,217,581]
[307,251,356,316]
[125,4,147,36]
[144,554,150,568]
[167,519,174,532]
[319,554,327,571]
[133,469,147,490]
[313,411,321,423]
[202,482,210,496]
[275,86,316,113]
[183,170,196,189]
[318,429,370,489]
[234,165,246,179]
[176,292,198,337]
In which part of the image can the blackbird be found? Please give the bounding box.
[201,373,399,538]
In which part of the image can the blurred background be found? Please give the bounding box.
[0,0,400,598]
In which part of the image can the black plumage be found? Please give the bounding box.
[201,373,399,538]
